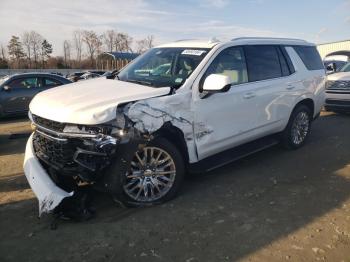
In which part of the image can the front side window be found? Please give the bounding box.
[118,47,210,88]
[203,47,248,86]
[8,77,40,90]
[244,45,282,82]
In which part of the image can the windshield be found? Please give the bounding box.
[118,47,210,88]
[340,62,350,72]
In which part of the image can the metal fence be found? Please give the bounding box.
[0,69,93,78]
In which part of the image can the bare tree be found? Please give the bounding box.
[63,40,71,68]
[103,30,117,52]
[136,35,155,53]
[82,30,102,67]
[73,30,83,66]
[22,31,33,68]
[115,33,133,52]
[29,31,44,68]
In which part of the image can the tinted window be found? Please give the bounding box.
[8,77,40,90]
[293,46,324,70]
[43,78,61,88]
[244,45,282,82]
[204,47,248,86]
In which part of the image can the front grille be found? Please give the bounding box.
[326,80,350,90]
[32,114,66,132]
[33,132,78,169]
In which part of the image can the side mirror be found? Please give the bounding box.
[3,85,10,91]
[202,74,231,93]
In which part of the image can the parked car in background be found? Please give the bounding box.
[67,72,85,82]
[67,71,106,82]
[80,72,101,81]
[0,73,71,118]
[325,62,350,113]
[24,37,325,215]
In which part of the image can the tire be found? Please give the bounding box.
[281,105,312,149]
[118,137,185,207]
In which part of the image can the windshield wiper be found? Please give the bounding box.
[124,79,154,86]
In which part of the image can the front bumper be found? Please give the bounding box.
[324,98,350,112]
[23,133,73,216]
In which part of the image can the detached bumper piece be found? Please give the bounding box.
[24,134,73,216]
[325,99,350,112]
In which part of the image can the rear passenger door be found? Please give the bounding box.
[243,45,295,136]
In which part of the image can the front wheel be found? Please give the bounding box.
[120,137,185,206]
[281,105,312,149]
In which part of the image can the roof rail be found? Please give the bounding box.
[231,37,307,42]
[174,39,198,42]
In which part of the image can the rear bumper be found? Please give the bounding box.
[23,133,73,216]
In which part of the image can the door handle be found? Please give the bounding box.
[243,92,256,99]
[286,84,295,90]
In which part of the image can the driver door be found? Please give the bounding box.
[193,46,260,160]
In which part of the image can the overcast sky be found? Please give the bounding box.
[0,0,349,55]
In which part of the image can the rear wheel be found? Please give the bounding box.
[121,137,185,206]
[282,105,312,149]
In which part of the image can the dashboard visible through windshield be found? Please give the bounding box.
[117,47,210,88]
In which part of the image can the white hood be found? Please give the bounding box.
[327,72,350,81]
[30,78,171,124]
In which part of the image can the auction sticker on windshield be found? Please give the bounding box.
[181,50,207,56]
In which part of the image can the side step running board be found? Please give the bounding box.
[188,135,280,173]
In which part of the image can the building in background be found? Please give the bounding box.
[317,39,350,61]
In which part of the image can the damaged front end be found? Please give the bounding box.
[25,110,146,216]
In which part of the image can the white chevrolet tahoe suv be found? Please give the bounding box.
[24,37,326,214]
[325,62,350,113]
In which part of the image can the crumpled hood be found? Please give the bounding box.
[327,72,350,81]
[30,78,171,124]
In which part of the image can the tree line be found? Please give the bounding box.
[0,30,154,69]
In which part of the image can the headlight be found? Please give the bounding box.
[325,81,334,89]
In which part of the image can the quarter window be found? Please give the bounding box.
[293,46,324,70]
[204,47,248,86]
[244,45,282,82]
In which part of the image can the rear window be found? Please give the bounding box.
[293,46,324,70]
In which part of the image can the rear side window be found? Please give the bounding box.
[293,46,324,70]
[244,45,282,82]
[43,78,62,88]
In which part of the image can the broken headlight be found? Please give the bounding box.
[115,111,126,130]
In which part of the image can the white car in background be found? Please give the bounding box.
[24,37,326,215]
[325,62,350,113]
